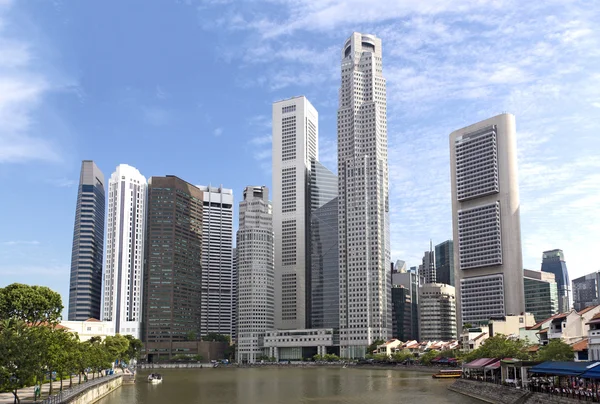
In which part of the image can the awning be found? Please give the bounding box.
[464,358,498,369]
[530,361,600,376]
[579,364,600,379]
[484,360,502,370]
[438,357,449,363]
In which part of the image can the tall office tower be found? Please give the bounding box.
[309,159,339,329]
[337,32,391,358]
[232,247,237,343]
[68,161,105,321]
[396,260,407,273]
[102,164,147,338]
[572,272,600,312]
[420,241,436,284]
[419,283,457,341]
[523,269,558,323]
[392,270,419,340]
[236,186,274,364]
[143,176,203,352]
[435,240,455,286]
[392,285,412,341]
[541,249,570,313]
[272,96,318,330]
[196,185,234,337]
[450,113,524,327]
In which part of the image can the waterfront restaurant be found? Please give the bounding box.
[528,361,600,399]
[462,358,500,381]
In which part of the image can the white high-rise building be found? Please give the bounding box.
[196,185,234,338]
[337,33,391,358]
[103,164,147,339]
[272,96,318,330]
[419,283,457,341]
[232,247,237,342]
[450,113,524,327]
[236,186,274,363]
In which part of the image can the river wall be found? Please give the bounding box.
[63,376,122,404]
[448,379,585,404]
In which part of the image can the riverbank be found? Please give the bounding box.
[448,379,585,404]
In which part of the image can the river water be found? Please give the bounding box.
[98,367,480,404]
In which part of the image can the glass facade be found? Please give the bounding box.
[435,240,455,287]
[143,176,203,350]
[524,276,558,322]
[572,272,600,312]
[68,161,105,321]
[309,159,339,330]
[541,249,571,313]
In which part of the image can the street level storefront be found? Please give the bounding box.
[499,359,540,388]
[528,361,600,400]
[463,358,500,381]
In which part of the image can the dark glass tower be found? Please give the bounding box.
[435,240,455,287]
[143,176,203,356]
[541,249,570,312]
[308,159,338,329]
[68,161,105,321]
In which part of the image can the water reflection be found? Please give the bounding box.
[98,367,480,404]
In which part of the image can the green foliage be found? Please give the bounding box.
[314,354,340,362]
[0,319,39,402]
[201,333,230,343]
[366,339,385,356]
[186,331,197,341]
[419,350,441,365]
[537,339,575,362]
[0,283,63,325]
[224,343,236,361]
[391,349,415,363]
[464,334,531,362]
[123,334,143,362]
[373,353,390,362]
[463,323,473,330]
[104,334,130,367]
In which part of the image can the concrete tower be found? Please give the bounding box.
[196,185,234,338]
[450,113,524,327]
[337,33,391,358]
[272,96,318,330]
[103,164,147,338]
[236,186,274,363]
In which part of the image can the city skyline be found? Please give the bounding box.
[1,1,599,312]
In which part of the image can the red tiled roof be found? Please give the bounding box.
[571,338,589,352]
[579,306,600,315]
[530,311,573,330]
[473,333,487,341]
[527,345,540,352]
[538,329,548,334]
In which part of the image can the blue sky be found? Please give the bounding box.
[1,0,599,311]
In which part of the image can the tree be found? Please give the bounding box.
[104,334,130,370]
[366,339,385,356]
[392,349,414,363]
[465,334,531,362]
[201,333,230,343]
[224,343,236,362]
[420,350,441,365]
[186,331,197,341]
[123,335,143,364]
[0,284,63,326]
[537,339,575,362]
[0,319,40,404]
[463,323,473,330]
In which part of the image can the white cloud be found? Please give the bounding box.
[45,178,77,188]
[214,127,223,136]
[141,106,170,126]
[0,264,67,276]
[1,240,40,246]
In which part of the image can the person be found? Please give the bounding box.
[34,384,40,401]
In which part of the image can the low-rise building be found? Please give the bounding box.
[587,313,600,360]
[262,328,336,360]
[461,326,489,352]
[376,339,402,356]
[60,318,114,341]
[537,305,600,346]
[489,313,536,337]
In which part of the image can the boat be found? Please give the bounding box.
[432,369,462,379]
[148,373,163,384]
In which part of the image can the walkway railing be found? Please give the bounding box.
[41,374,121,404]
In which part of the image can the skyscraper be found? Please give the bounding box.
[197,185,234,338]
[450,113,524,327]
[309,159,339,330]
[232,247,237,343]
[435,240,455,287]
[68,160,105,321]
[103,164,147,338]
[338,33,391,358]
[541,249,570,313]
[419,283,457,341]
[236,186,274,363]
[524,269,558,323]
[143,176,203,352]
[572,272,600,312]
[391,271,419,340]
[420,241,436,284]
[272,96,318,330]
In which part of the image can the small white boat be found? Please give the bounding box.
[148,373,163,384]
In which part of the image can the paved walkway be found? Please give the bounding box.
[0,372,125,404]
